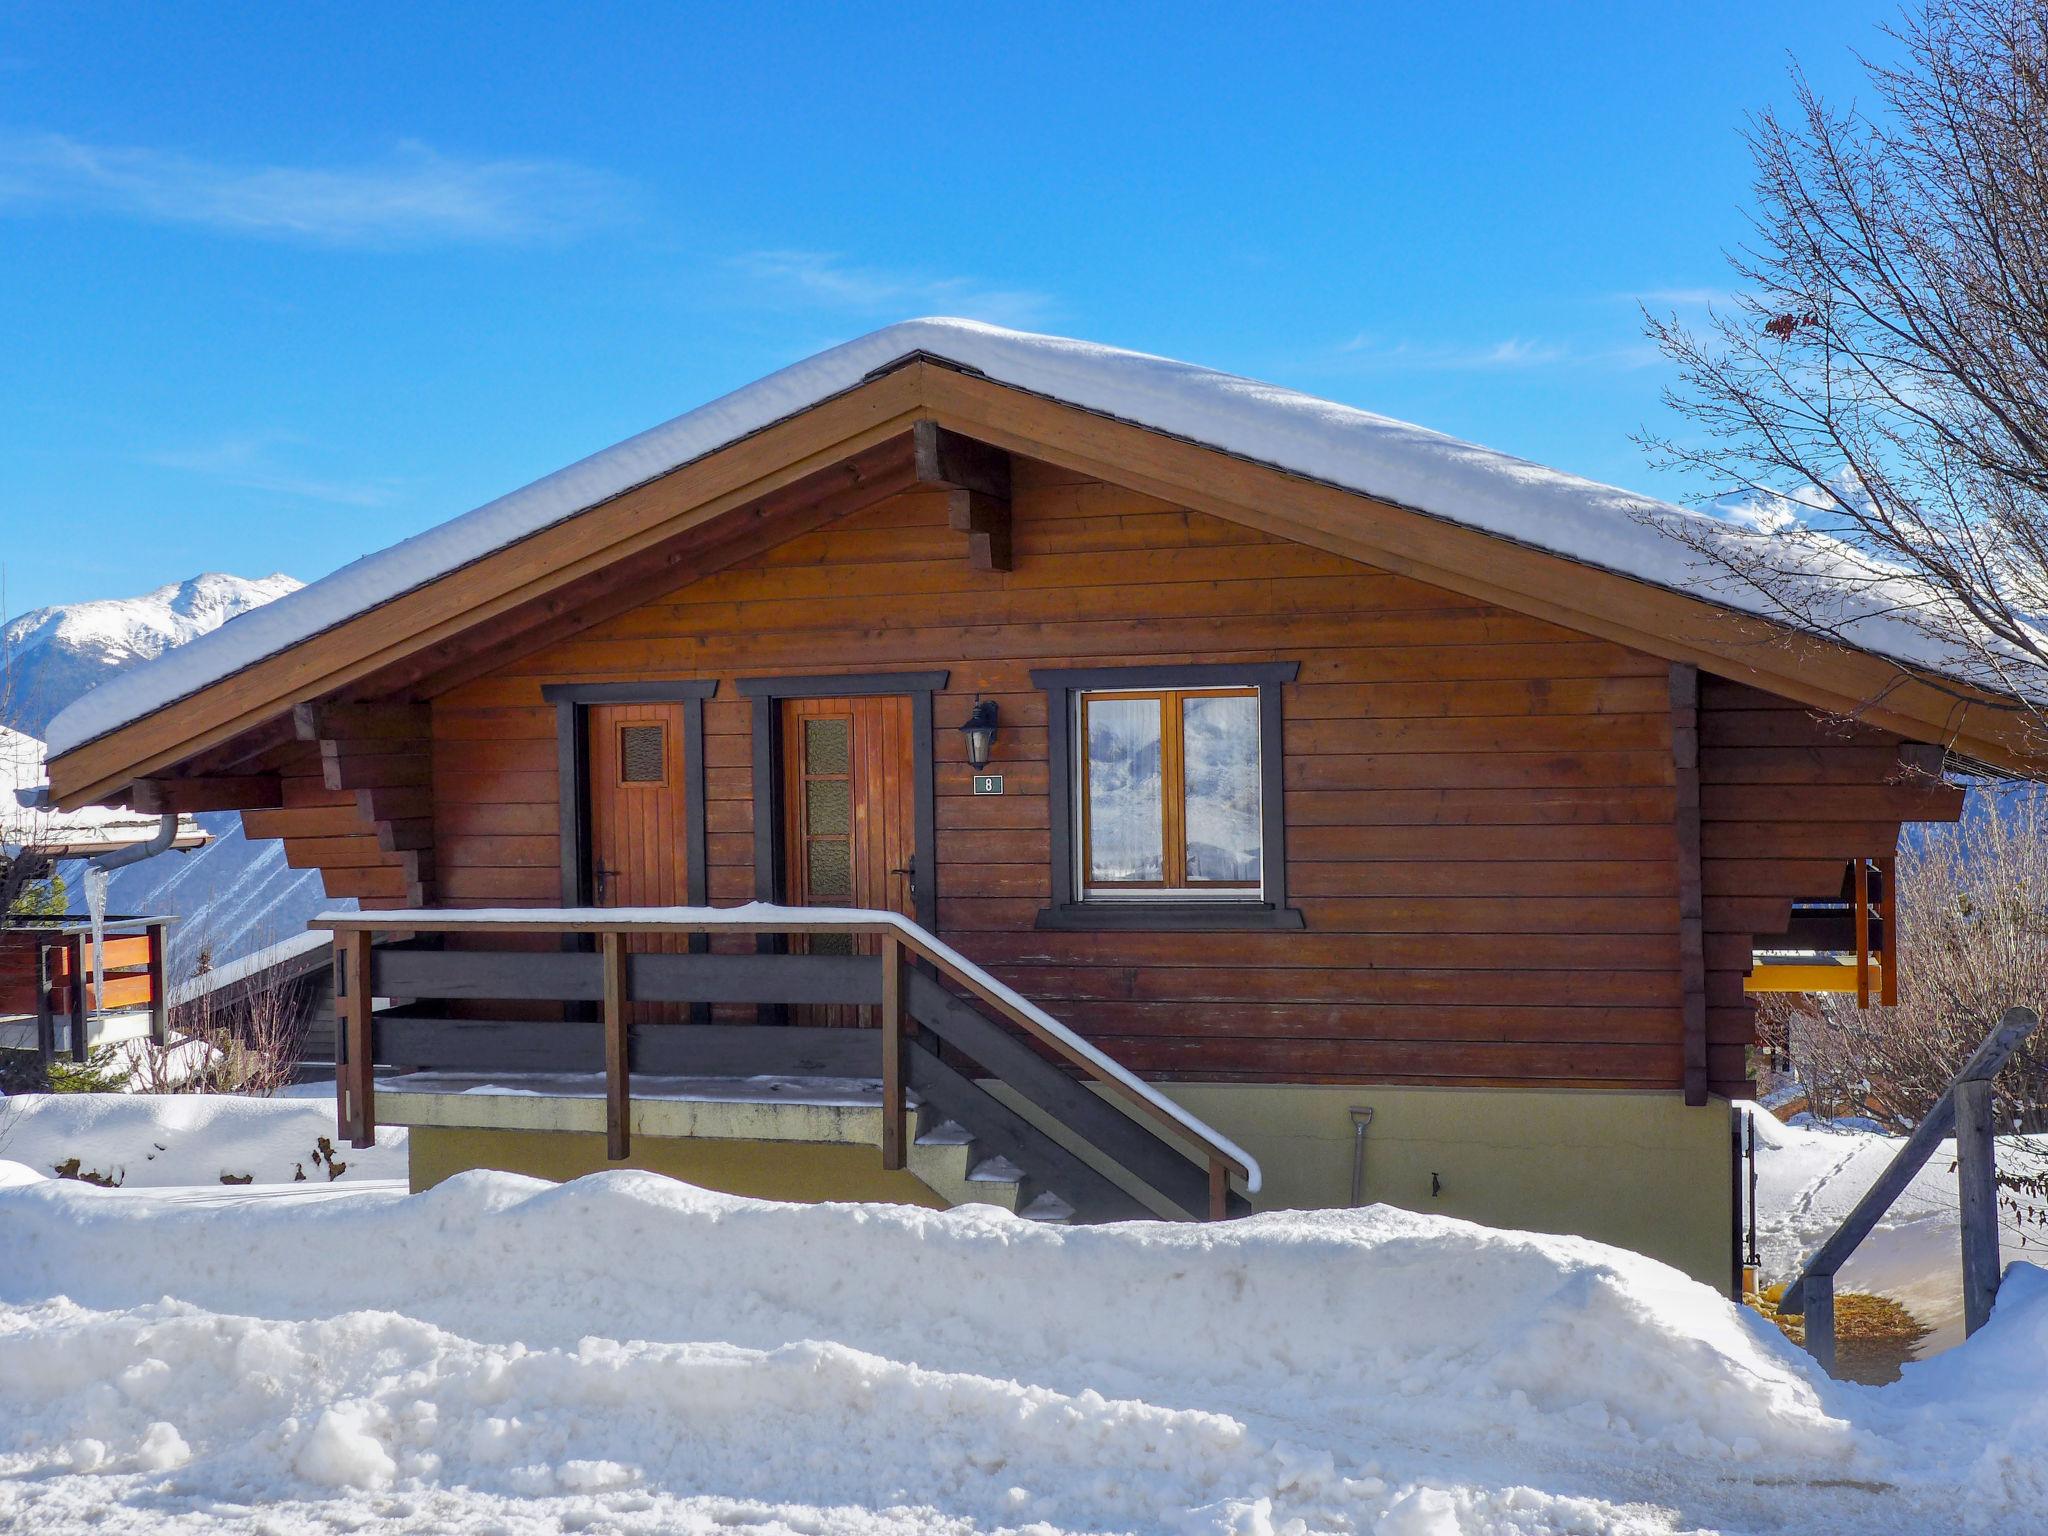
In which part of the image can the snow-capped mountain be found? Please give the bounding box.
[3,573,301,738]
[4,572,337,979]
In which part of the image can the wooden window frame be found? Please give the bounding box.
[1078,686,1263,896]
[1033,662,1303,931]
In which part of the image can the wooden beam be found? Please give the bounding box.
[1670,663,1708,1107]
[913,419,1011,497]
[294,701,431,742]
[320,746,430,794]
[1877,852,1898,1007]
[1854,859,1872,1008]
[947,488,1013,571]
[129,775,281,813]
[915,420,1013,571]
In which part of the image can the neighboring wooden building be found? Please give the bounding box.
[44,321,2023,1287]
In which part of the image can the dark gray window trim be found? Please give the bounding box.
[1029,661,1303,932]
[736,670,948,935]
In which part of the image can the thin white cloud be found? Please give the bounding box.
[1325,333,1665,375]
[143,434,399,508]
[0,132,627,245]
[733,250,1054,327]
[1632,286,1741,309]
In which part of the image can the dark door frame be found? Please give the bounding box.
[734,670,948,934]
[542,680,719,909]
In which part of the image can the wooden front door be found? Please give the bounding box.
[586,702,689,1021]
[780,695,916,1025]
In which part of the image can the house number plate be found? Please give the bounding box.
[972,774,1005,795]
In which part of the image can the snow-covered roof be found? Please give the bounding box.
[2,725,204,856]
[167,927,331,1007]
[40,318,2030,759]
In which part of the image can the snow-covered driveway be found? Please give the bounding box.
[2,1159,2044,1536]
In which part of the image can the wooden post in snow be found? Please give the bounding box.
[1803,1273,1836,1376]
[1954,1077,2002,1338]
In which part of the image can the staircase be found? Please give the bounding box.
[906,1111,1075,1222]
[325,904,1261,1223]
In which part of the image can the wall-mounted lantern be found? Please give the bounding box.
[959,699,1000,770]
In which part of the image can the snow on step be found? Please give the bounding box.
[968,1155,1026,1183]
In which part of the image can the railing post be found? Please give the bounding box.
[1804,1272,1836,1376]
[341,928,376,1149]
[1955,1078,2001,1337]
[35,936,57,1064]
[880,933,904,1170]
[68,932,90,1064]
[1208,1155,1229,1221]
[332,936,349,1143]
[145,920,169,1048]
[602,931,630,1160]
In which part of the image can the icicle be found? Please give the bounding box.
[85,864,110,1019]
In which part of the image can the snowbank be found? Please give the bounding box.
[3,1167,2044,1534]
[45,318,2041,761]
[0,1090,406,1187]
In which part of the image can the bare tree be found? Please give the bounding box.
[1759,787,2048,1130]
[1643,0,2048,727]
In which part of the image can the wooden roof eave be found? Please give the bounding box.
[45,363,934,810]
[46,356,2045,809]
[915,367,2042,776]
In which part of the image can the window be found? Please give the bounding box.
[1031,662,1303,930]
[1081,688,1261,895]
[618,724,667,784]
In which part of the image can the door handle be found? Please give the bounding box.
[593,860,616,903]
[890,862,917,900]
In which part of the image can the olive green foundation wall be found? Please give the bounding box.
[407,1124,948,1208]
[1164,1083,1738,1288]
[404,1085,1737,1291]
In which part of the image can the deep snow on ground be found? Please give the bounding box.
[2,1157,2046,1536]
[1748,1107,2047,1355]
[0,1089,407,1188]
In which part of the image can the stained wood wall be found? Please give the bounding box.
[238,458,1961,1093]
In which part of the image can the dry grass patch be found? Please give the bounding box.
[1750,1280,1931,1385]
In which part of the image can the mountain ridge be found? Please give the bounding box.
[4,572,336,978]
[4,572,301,739]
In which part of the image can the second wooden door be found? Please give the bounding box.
[780,695,916,1025]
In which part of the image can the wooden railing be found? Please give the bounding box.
[317,908,1257,1221]
[1778,1006,2039,1372]
[0,916,171,1062]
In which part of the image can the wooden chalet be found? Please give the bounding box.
[42,320,2026,1287]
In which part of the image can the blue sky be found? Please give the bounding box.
[0,2,1896,618]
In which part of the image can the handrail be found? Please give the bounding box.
[1777,1005,2038,1372]
[316,903,1260,1217]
